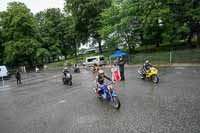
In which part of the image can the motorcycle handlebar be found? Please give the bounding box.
[107,82,115,85]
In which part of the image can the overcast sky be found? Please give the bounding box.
[0,0,65,14]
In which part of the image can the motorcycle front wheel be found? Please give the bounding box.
[69,81,72,86]
[152,75,159,83]
[62,78,66,85]
[111,96,121,110]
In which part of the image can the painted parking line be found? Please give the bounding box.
[57,100,66,104]
[0,85,11,91]
[21,74,62,82]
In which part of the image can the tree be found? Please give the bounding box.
[35,8,65,61]
[139,0,167,47]
[140,0,200,48]
[87,0,112,53]
[0,2,40,65]
[64,0,111,53]
[100,0,141,53]
[35,48,50,64]
[3,39,40,65]
[62,16,79,57]
[0,30,4,64]
[171,0,200,47]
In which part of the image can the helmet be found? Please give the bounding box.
[145,60,149,64]
[98,69,104,74]
[64,67,68,70]
[98,69,104,77]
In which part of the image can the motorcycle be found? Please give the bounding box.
[138,66,159,83]
[93,82,121,110]
[62,73,72,86]
[74,67,80,73]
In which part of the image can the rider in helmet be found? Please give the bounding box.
[143,60,152,75]
[63,67,70,77]
[95,69,113,95]
[74,63,80,72]
[97,69,112,85]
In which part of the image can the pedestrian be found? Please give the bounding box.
[43,65,48,70]
[117,56,126,81]
[15,70,22,84]
[35,66,39,73]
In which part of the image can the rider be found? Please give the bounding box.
[142,60,152,76]
[74,63,78,68]
[95,69,113,96]
[74,63,79,72]
[63,67,71,78]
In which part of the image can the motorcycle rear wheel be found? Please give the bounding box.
[69,81,72,86]
[62,78,66,85]
[112,96,121,110]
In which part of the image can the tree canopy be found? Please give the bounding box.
[99,0,200,52]
[0,0,199,66]
[0,2,40,65]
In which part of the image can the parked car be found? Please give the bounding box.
[0,65,11,80]
[83,55,106,66]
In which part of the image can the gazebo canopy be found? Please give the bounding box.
[110,50,128,58]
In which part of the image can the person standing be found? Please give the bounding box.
[117,56,126,81]
[15,70,22,84]
[35,66,39,73]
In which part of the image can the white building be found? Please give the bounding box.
[79,37,105,50]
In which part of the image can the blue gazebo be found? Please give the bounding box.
[110,50,128,58]
[109,50,128,65]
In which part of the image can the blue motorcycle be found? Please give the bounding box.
[94,83,121,110]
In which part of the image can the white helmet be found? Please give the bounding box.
[98,69,104,74]
[145,60,149,64]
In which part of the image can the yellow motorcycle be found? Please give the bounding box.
[138,66,159,83]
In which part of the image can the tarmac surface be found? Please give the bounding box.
[0,66,200,133]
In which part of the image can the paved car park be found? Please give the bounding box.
[0,66,200,133]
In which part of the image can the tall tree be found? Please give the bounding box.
[64,0,111,53]
[100,0,141,53]
[35,8,64,61]
[0,2,40,65]
[62,16,79,57]
[0,29,4,64]
[171,0,200,47]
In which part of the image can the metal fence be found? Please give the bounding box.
[106,49,200,65]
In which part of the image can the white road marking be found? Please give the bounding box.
[0,85,11,91]
[58,100,66,104]
[175,67,185,70]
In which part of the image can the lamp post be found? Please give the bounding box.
[168,2,177,64]
[158,19,163,27]
[158,18,163,43]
